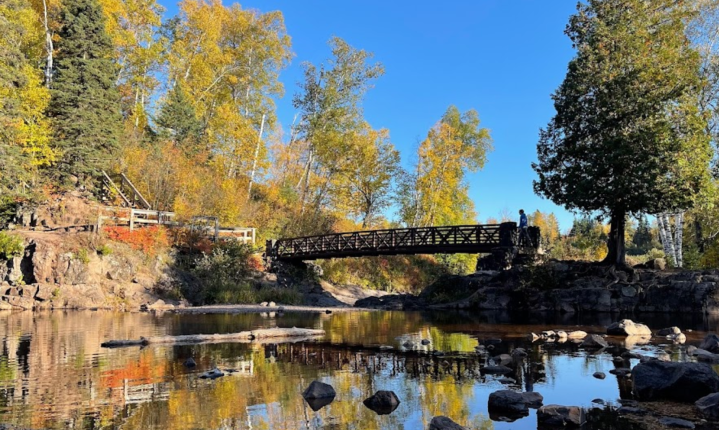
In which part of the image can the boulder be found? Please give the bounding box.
[658,417,695,429]
[700,334,719,353]
[696,392,719,421]
[567,330,587,340]
[657,327,682,336]
[646,258,667,270]
[632,361,719,402]
[428,416,468,430]
[363,390,400,415]
[302,380,336,411]
[693,349,719,364]
[511,348,527,358]
[487,390,543,417]
[104,255,134,281]
[302,380,336,399]
[580,334,608,349]
[607,319,652,336]
[421,339,431,345]
[537,405,585,427]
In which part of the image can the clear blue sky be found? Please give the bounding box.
[157,0,581,231]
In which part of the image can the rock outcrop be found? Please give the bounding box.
[357,260,719,314]
[631,361,719,402]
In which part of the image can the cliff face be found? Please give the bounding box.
[0,230,179,311]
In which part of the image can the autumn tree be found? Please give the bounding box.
[336,125,400,228]
[534,0,712,266]
[0,0,54,195]
[292,37,384,213]
[98,0,166,136]
[47,0,123,183]
[399,106,492,227]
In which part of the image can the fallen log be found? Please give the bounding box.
[101,327,325,348]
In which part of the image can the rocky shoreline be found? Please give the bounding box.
[355,260,719,315]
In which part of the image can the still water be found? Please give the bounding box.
[0,310,714,429]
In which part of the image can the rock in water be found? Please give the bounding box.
[580,334,608,349]
[657,326,682,336]
[428,416,468,430]
[699,334,719,353]
[302,380,336,411]
[302,380,336,399]
[199,368,224,379]
[537,405,586,427]
[487,390,529,416]
[183,357,196,368]
[632,361,719,402]
[607,319,652,336]
[363,390,400,415]
[695,393,719,421]
[593,372,606,380]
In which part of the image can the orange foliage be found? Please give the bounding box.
[104,226,170,257]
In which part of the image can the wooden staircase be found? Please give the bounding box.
[101,171,151,209]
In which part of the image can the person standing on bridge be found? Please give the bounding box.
[518,209,531,247]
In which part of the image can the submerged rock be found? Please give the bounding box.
[363,390,400,415]
[481,365,513,375]
[607,319,652,336]
[429,416,468,430]
[632,361,719,402]
[199,368,224,379]
[537,405,585,427]
[183,358,196,368]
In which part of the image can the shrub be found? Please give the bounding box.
[104,226,170,257]
[185,241,275,304]
[76,248,90,264]
[0,232,24,258]
[96,244,112,256]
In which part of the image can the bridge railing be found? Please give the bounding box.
[268,223,526,260]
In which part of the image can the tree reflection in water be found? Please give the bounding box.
[0,310,708,429]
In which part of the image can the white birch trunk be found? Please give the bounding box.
[42,0,53,88]
[247,114,266,199]
[659,214,678,266]
[674,212,685,268]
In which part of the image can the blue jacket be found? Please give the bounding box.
[519,213,528,228]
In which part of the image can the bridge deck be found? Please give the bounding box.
[267,223,537,261]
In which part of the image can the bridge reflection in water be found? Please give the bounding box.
[267,222,540,262]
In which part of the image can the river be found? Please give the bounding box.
[0,310,715,429]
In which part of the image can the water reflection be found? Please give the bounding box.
[0,310,714,429]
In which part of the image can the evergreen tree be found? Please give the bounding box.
[47,0,122,183]
[155,84,204,150]
[534,0,712,266]
[631,215,654,254]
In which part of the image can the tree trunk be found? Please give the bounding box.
[695,218,704,253]
[247,113,266,199]
[603,209,626,266]
[674,212,684,268]
[42,0,53,88]
[659,213,678,267]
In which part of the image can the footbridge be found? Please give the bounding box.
[266,222,540,262]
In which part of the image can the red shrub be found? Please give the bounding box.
[104,226,170,257]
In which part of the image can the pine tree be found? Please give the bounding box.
[47,0,122,184]
[155,84,204,150]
